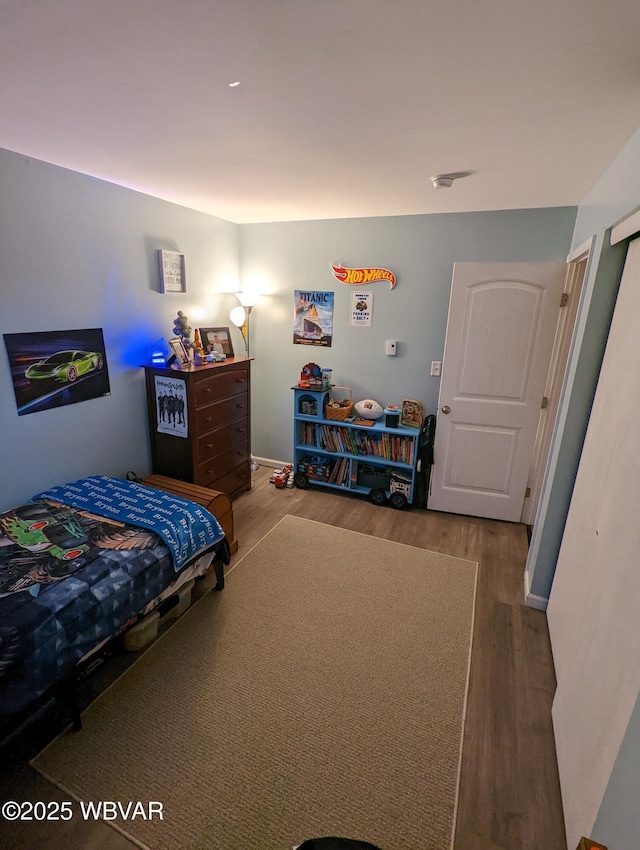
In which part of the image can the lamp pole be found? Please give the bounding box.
[243,305,253,357]
[230,293,258,357]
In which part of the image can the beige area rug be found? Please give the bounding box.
[32,515,478,850]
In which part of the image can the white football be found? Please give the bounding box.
[354,398,384,419]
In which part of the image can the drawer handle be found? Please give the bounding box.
[236,403,245,409]
[204,387,212,393]
[235,378,246,384]
[206,443,213,449]
[205,417,212,423]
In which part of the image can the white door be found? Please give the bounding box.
[429,262,567,522]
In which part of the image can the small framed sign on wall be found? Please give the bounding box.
[159,249,186,294]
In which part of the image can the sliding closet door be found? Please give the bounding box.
[546,237,640,850]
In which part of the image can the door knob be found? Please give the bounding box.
[441,405,451,414]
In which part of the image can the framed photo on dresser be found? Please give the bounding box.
[168,337,190,367]
[199,327,234,358]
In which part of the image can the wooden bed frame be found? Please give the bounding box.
[1,476,236,737]
[139,474,238,555]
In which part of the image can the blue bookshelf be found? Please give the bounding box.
[292,387,419,508]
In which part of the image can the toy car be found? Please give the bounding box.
[206,350,226,362]
[389,473,412,509]
[270,463,294,488]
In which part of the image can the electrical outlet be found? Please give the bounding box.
[430,360,442,376]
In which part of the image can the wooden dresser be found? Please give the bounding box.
[143,357,251,499]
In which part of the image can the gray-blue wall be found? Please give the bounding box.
[526,123,640,602]
[0,148,240,510]
[241,209,577,465]
[592,689,640,849]
[1,145,576,511]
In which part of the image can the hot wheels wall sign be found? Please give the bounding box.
[330,263,396,289]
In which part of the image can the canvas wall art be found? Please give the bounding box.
[3,328,111,416]
[293,290,334,347]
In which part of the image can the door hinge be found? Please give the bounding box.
[560,292,569,307]
[541,396,549,409]
[525,486,531,498]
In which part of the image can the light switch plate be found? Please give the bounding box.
[431,360,442,376]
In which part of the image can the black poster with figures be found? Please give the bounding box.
[3,328,111,416]
[154,375,188,438]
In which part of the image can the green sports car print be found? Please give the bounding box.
[25,350,104,383]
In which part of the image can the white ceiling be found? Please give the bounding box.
[2,0,640,224]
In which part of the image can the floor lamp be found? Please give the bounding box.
[230,292,257,357]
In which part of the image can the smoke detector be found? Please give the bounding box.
[430,171,473,189]
[431,175,454,189]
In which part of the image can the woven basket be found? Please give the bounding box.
[325,386,354,420]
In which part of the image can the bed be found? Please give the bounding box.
[0,475,230,728]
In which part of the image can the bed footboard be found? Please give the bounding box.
[139,474,237,555]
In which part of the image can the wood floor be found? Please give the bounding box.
[0,467,567,850]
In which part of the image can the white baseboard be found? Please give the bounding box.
[253,455,287,469]
[524,570,549,611]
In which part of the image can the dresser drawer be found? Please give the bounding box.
[206,462,251,498]
[196,418,249,464]
[195,394,248,434]
[196,442,249,484]
[194,369,249,408]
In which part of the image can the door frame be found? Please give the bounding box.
[521,240,590,524]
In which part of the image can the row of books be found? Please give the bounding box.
[327,456,351,486]
[298,422,415,465]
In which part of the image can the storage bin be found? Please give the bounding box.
[357,464,392,491]
[122,579,195,651]
[325,386,353,420]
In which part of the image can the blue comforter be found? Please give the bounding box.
[0,477,226,717]
[34,476,224,569]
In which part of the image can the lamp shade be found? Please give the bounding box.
[235,291,259,308]
[230,305,246,327]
